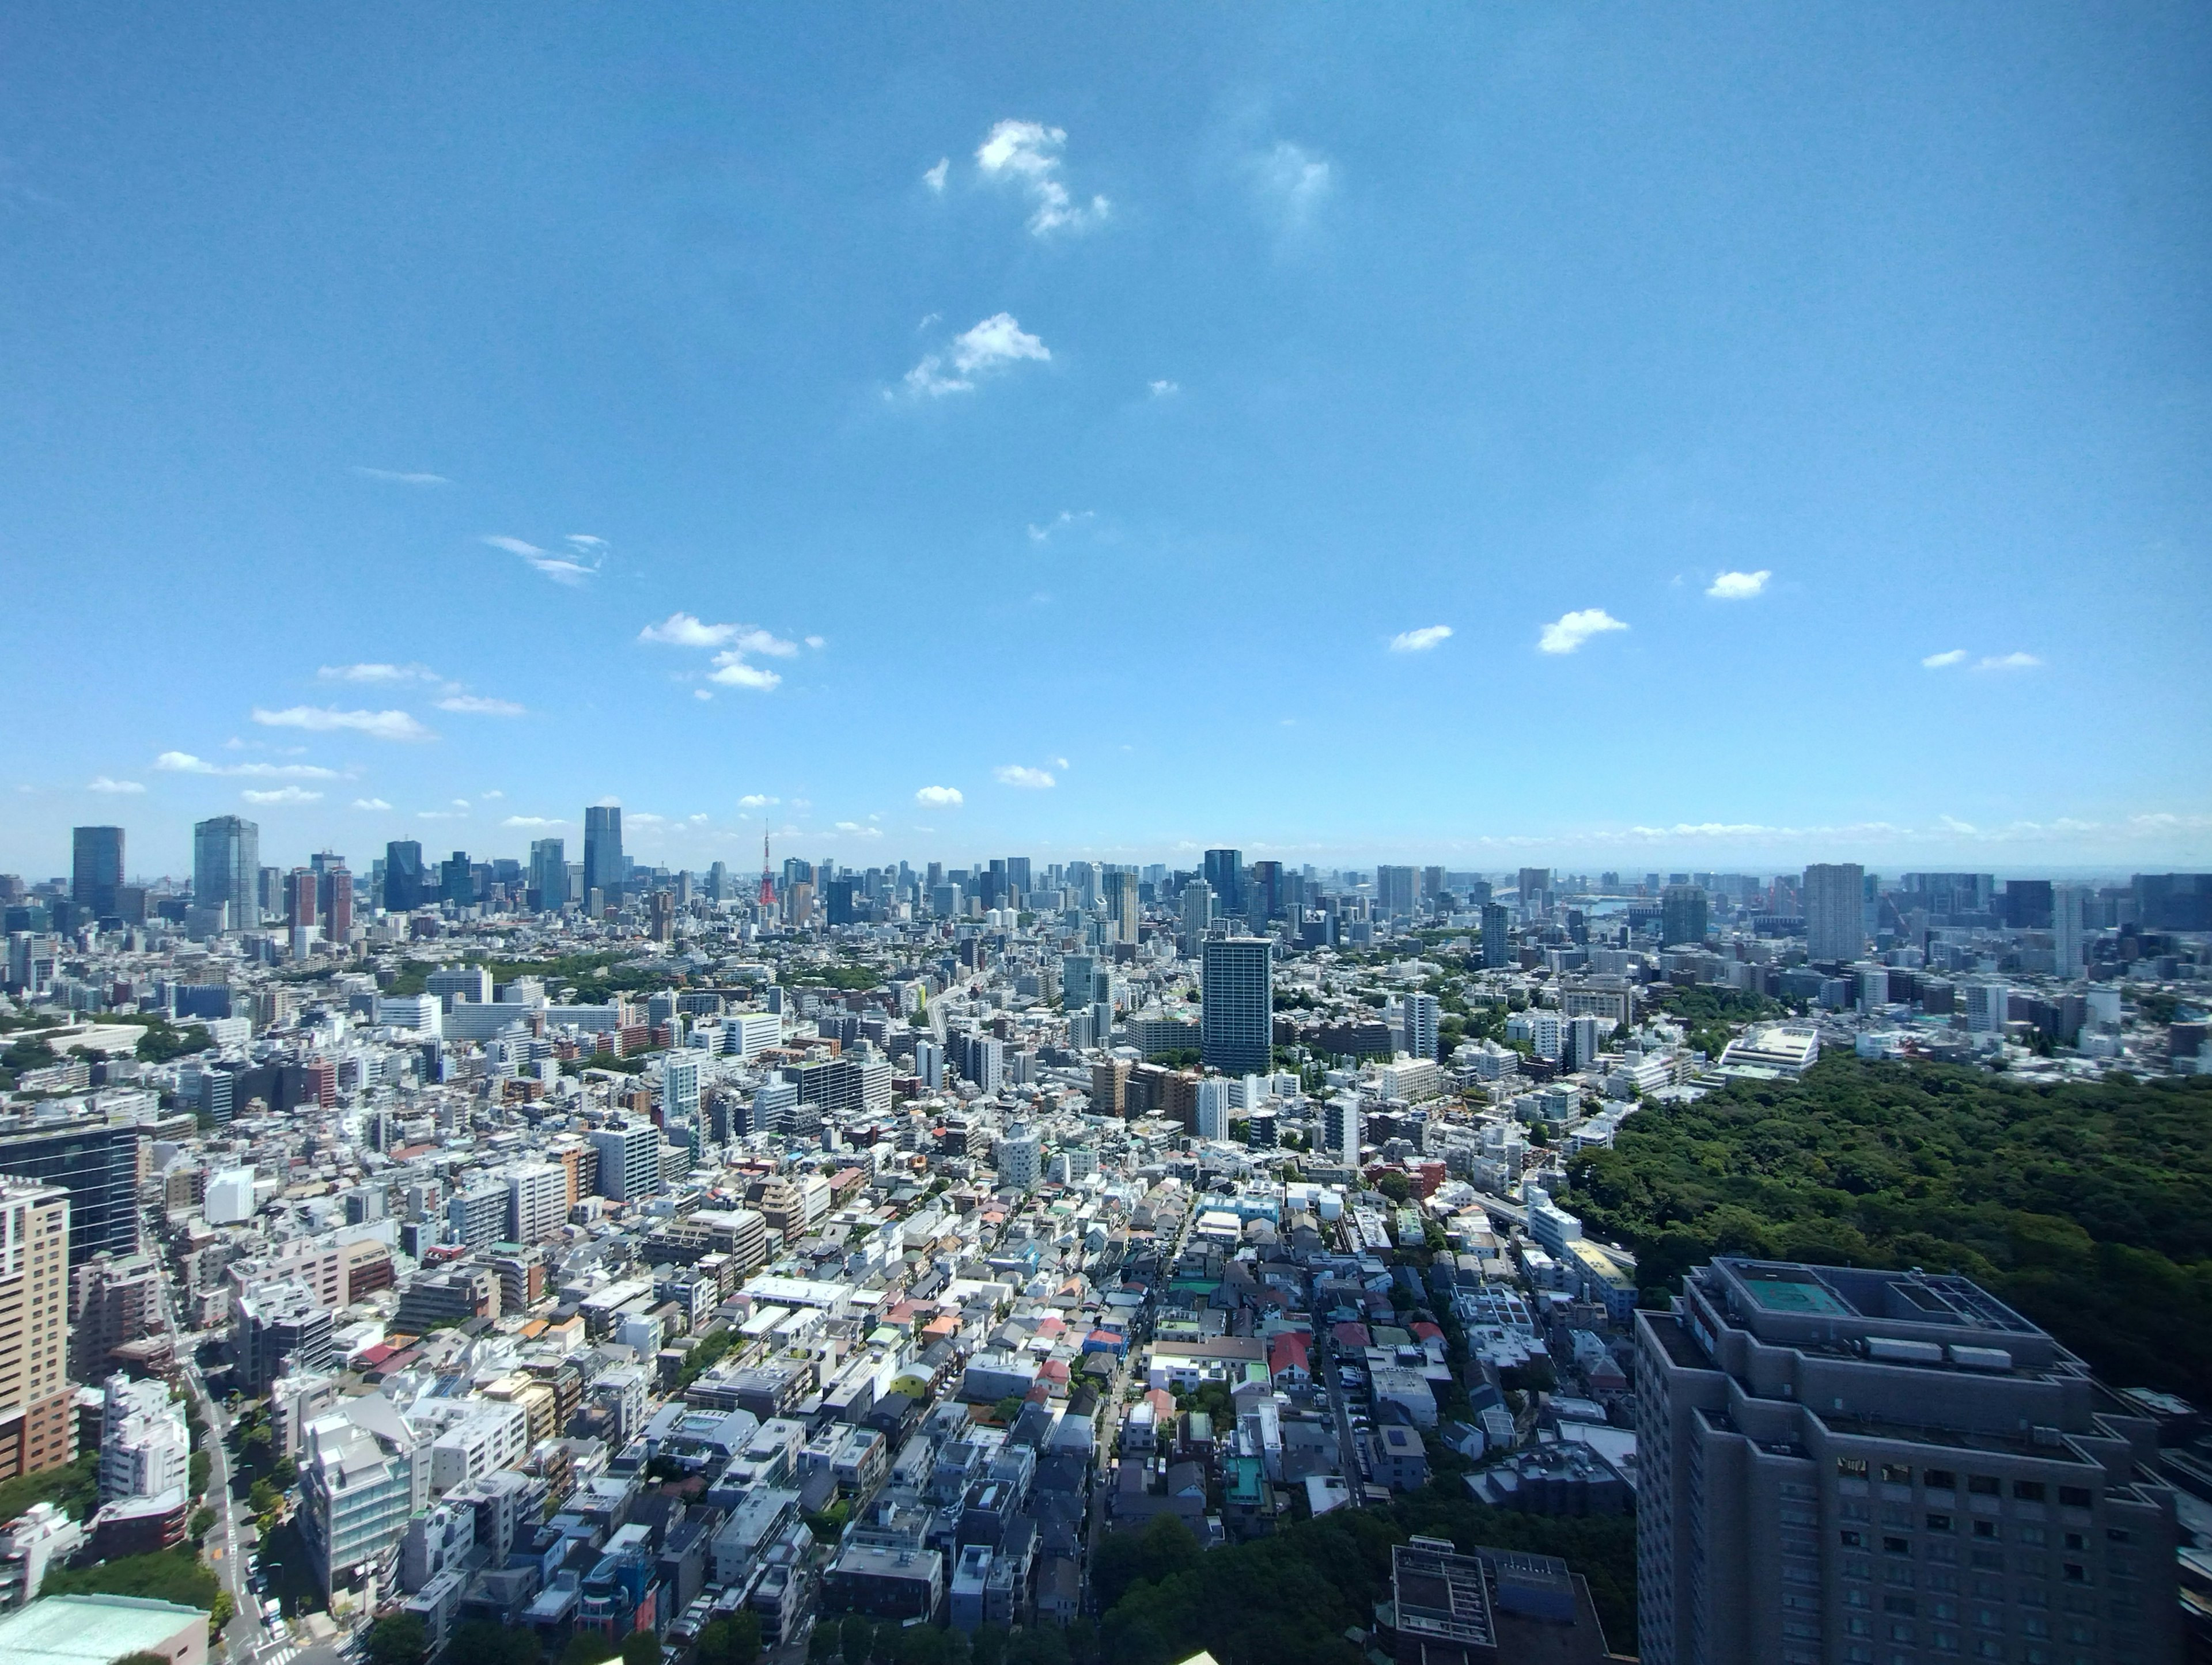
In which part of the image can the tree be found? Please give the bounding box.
[446,1621,541,1665]
[271,1455,298,1487]
[695,1614,760,1665]
[619,1629,661,1665]
[969,1628,1007,1665]
[365,1615,430,1665]
[839,1613,873,1665]
[248,1477,279,1517]
[558,1633,619,1665]
[1375,1171,1412,1204]
[188,1506,217,1542]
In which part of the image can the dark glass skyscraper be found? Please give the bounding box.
[192,814,259,930]
[0,1116,141,1266]
[1200,935,1272,1076]
[384,840,425,912]
[71,825,125,917]
[1203,848,1244,917]
[584,805,624,901]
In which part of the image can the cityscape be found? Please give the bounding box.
[3,10,2209,1665]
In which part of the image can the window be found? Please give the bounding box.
[1882,1462,1913,1484]
[1842,1529,1866,1548]
[2018,1525,2047,1546]
[1884,1596,1919,1615]
[2063,1564,2088,1584]
[2013,1480,2047,1503]
[1924,1469,1957,1490]
[2105,1528,2131,1544]
[1839,1457,1870,1478]
[1884,1537,1911,1556]
[2058,1485,2092,1508]
[1974,1520,1999,1540]
[2063,1533,2085,1552]
[1927,1513,1954,1533]
[1968,1476,2001,1496]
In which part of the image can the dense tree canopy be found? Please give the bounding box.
[1560,1056,2212,1399]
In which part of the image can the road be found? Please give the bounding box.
[1310,1326,1365,1495]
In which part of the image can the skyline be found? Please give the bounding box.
[5,8,2209,872]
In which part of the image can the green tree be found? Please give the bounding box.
[695,1614,760,1665]
[446,1621,542,1665]
[839,1613,874,1664]
[249,1477,279,1516]
[271,1454,298,1487]
[365,1614,430,1665]
[619,1629,661,1665]
[969,1628,1007,1665]
[188,1506,217,1542]
[1375,1171,1412,1204]
[558,1633,619,1665]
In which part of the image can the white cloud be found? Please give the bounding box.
[901,312,1050,399]
[241,786,322,805]
[738,794,779,808]
[974,119,1108,235]
[351,466,449,486]
[1706,569,1771,600]
[1149,379,1180,397]
[834,821,884,838]
[1027,510,1094,544]
[922,157,949,193]
[914,785,964,808]
[251,706,433,742]
[484,534,596,586]
[482,790,502,799]
[593,795,622,807]
[995,765,1056,789]
[436,695,527,716]
[694,688,712,701]
[156,751,343,779]
[566,534,605,550]
[1252,141,1334,225]
[351,797,392,810]
[708,655,782,692]
[1388,624,1452,654]
[1922,648,1969,669]
[319,662,441,684]
[88,776,144,794]
[639,612,734,647]
[804,635,825,650]
[1976,652,2042,671]
[502,815,565,828]
[1537,609,1629,655]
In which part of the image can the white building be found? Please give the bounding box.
[588,1120,661,1203]
[98,1374,190,1503]
[373,995,442,1036]
[425,1402,529,1495]
[995,1127,1041,1192]
[301,1394,429,1605]
[1194,1079,1230,1141]
[506,1163,567,1245]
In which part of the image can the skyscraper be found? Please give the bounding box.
[1200,936,1272,1077]
[0,1178,74,1480]
[1376,865,1418,921]
[439,850,474,905]
[1111,871,1141,945]
[384,840,425,912]
[1180,879,1214,950]
[1203,848,1244,917]
[71,825,125,918]
[321,864,352,942]
[1637,1256,2180,1665]
[584,805,624,902]
[2054,882,2087,980]
[286,867,320,931]
[1517,866,1551,910]
[192,814,260,930]
[1803,862,1866,962]
[528,839,567,911]
[1480,901,1513,969]
[1402,991,1439,1060]
[1660,884,1710,947]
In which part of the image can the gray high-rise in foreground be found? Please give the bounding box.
[1480,901,1513,969]
[1804,862,1866,962]
[584,805,624,902]
[1638,1257,2179,1665]
[192,814,259,930]
[71,825,125,917]
[1200,936,1271,1076]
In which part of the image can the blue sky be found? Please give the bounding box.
[4,6,2209,879]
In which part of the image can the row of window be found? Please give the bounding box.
[1837,1457,2095,1508]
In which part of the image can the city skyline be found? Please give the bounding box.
[3,8,2208,873]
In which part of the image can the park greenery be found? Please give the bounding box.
[43,1542,230,1629]
[1559,1055,2212,1400]
[0,1451,99,1523]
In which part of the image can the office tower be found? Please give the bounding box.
[1517,866,1551,909]
[2132,873,2212,931]
[1200,936,1272,1077]
[1005,856,1032,899]
[1247,860,1283,925]
[1376,865,1418,921]
[588,1120,661,1203]
[1323,1095,1361,1167]
[825,878,858,926]
[317,863,353,942]
[2054,883,2087,980]
[384,840,425,912]
[1421,865,1445,908]
[583,805,624,902]
[528,839,567,911]
[0,1118,139,1267]
[649,888,676,942]
[1180,879,1214,950]
[1804,863,1867,962]
[1203,848,1244,917]
[1480,902,1513,969]
[71,826,124,919]
[285,867,319,932]
[1111,872,1141,944]
[0,1179,73,1481]
[1403,992,1440,1061]
[1638,1257,2181,1665]
[192,814,260,930]
[2003,878,2055,931]
[437,850,473,906]
[1660,884,1710,947]
[1060,955,1096,1012]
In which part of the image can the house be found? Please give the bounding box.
[1267,1331,1312,1387]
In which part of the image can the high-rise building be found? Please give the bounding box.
[1402,992,1440,1061]
[317,861,353,942]
[1804,863,1866,962]
[1638,1256,2181,1665]
[506,1165,567,1246]
[1660,884,1710,947]
[1420,865,1446,907]
[285,867,320,932]
[1111,872,1141,945]
[384,840,425,913]
[0,1178,74,1480]
[995,1126,1041,1192]
[1200,936,1272,1078]
[583,806,624,902]
[1247,860,1284,924]
[1517,867,1551,910]
[1004,856,1032,900]
[71,826,125,919]
[2054,883,2088,980]
[1179,879,1214,951]
[438,850,474,906]
[1194,1079,1231,1142]
[0,1117,139,1268]
[192,814,259,931]
[1203,848,1244,917]
[588,1120,661,1203]
[1060,955,1096,1013]
[521,838,565,911]
[1376,865,1418,921]
[1480,902,1513,969]
[1323,1095,1361,1167]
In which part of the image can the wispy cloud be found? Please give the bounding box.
[251,707,434,742]
[319,662,442,685]
[241,786,322,805]
[351,797,391,810]
[915,785,964,808]
[1252,141,1334,226]
[502,815,565,828]
[436,695,527,716]
[834,821,884,839]
[900,313,1050,399]
[639,612,734,647]
[1389,624,1452,654]
[1706,569,1770,600]
[1149,379,1180,397]
[641,612,801,699]
[975,120,1108,235]
[87,776,144,794]
[1538,609,1628,655]
[1922,648,1969,669]
[708,655,782,692]
[157,751,344,779]
[1976,651,2042,671]
[484,534,597,586]
[352,466,449,487]
[1027,510,1095,545]
[738,794,779,809]
[994,765,1056,789]
[922,157,949,194]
